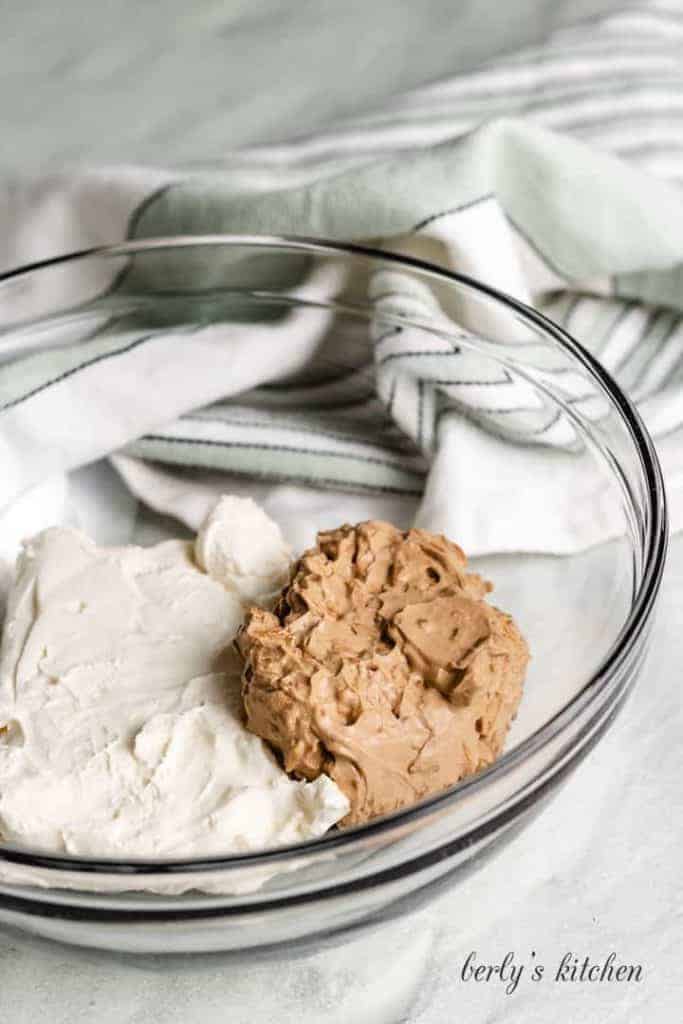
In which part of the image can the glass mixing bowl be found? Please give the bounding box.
[0,237,667,953]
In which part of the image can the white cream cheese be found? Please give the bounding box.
[0,507,348,878]
[195,495,292,604]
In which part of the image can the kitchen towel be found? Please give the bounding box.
[1,0,682,556]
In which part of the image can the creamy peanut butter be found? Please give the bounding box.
[238,521,529,826]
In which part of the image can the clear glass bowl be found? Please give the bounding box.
[0,237,667,953]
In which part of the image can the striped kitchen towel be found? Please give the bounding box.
[0,0,682,555]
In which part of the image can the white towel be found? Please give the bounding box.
[1,0,681,565]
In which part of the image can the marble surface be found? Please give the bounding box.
[2,0,621,172]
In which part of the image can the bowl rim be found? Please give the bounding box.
[0,233,669,878]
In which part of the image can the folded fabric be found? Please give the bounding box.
[0,0,682,556]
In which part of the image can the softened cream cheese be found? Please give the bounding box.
[0,499,348,876]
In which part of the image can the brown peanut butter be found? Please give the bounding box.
[237,521,529,826]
